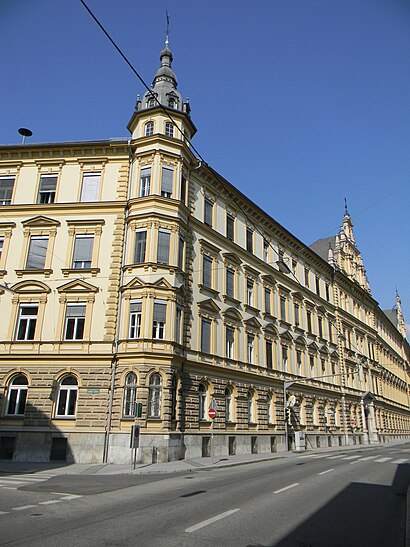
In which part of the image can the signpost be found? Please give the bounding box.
[209,399,217,462]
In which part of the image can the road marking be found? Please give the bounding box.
[273,483,300,494]
[318,468,334,475]
[392,459,408,464]
[12,505,37,511]
[0,511,9,515]
[343,455,361,460]
[350,456,377,464]
[185,509,240,533]
[327,455,345,459]
[2,486,18,490]
[375,457,392,463]
[52,493,82,500]
[39,500,62,505]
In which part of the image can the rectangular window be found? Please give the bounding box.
[153,300,166,339]
[129,300,142,339]
[134,230,147,263]
[294,303,300,327]
[328,321,333,343]
[226,326,234,359]
[72,235,93,269]
[15,305,38,341]
[161,167,173,197]
[80,173,100,202]
[37,175,57,204]
[64,304,86,340]
[266,340,273,369]
[180,173,187,204]
[0,177,14,205]
[140,167,151,197]
[309,355,315,375]
[176,305,182,344]
[0,237,3,260]
[226,214,234,241]
[325,283,330,301]
[226,267,235,297]
[201,318,211,353]
[297,350,302,375]
[263,239,269,262]
[157,229,170,264]
[204,198,213,226]
[178,236,185,270]
[26,236,48,270]
[264,288,271,314]
[203,255,213,287]
[282,345,288,371]
[307,310,312,333]
[318,317,323,338]
[280,296,287,321]
[246,228,253,253]
[246,279,254,307]
[247,334,255,363]
[315,276,321,296]
[304,268,310,288]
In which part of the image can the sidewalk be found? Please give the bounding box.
[0,439,406,476]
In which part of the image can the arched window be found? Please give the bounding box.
[171,374,178,421]
[56,375,78,417]
[198,383,207,420]
[148,373,162,418]
[225,387,232,422]
[145,121,154,137]
[165,122,174,138]
[123,372,137,418]
[247,391,254,424]
[6,374,28,416]
[147,96,156,108]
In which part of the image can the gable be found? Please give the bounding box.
[22,216,60,228]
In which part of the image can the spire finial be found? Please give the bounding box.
[344,197,349,216]
[165,11,170,47]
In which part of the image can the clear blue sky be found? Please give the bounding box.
[1,0,409,334]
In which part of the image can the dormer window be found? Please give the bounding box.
[147,97,156,108]
[168,98,176,109]
[145,121,154,137]
[165,122,174,138]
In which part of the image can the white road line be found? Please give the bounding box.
[327,455,345,459]
[12,505,37,511]
[318,468,334,475]
[185,509,240,533]
[273,483,300,494]
[39,500,62,505]
[392,459,408,464]
[2,487,18,490]
[59,494,82,500]
[375,457,392,463]
[0,478,32,484]
[0,511,9,515]
[343,455,361,460]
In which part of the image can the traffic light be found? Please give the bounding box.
[285,407,292,425]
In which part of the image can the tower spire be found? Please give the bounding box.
[165,11,170,47]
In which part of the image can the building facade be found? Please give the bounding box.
[0,42,409,463]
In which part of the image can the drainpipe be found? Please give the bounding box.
[103,138,133,463]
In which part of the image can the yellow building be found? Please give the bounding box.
[0,41,409,463]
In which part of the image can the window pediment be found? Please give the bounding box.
[291,291,304,301]
[57,279,98,293]
[198,299,220,314]
[262,274,276,287]
[11,280,51,293]
[280,330,293,342]
[199,239,220,255]
[223,252,242,266]
[243,265,259,278]
[223,307,242,322]
[244,317,261,330]
[308,341,319,352]
[263,324,278,336]
[22,216,60,228]
[295,335,307,346]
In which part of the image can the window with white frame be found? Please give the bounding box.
[246,279,254,307]
[226,214,234,241]
[6,374,28,416]
[226,326,234,359]
[152,300,166,339]
[201,317,211,353]
[26,236,48,270]
[157,229,170,264]
[161,167,173,197]
[148,373,162,418]
[55,376,78,417]
[307,310,313,333]
[168,98,176,109]
[15,304,38,341]
[147,96,156,108]
[80,173,100,202]
[123,372,137,418]
[280,295,287,321]
[263,239,269,262]
[247,334,255,363]
[264,288,271,314]
[139,167,151,197]
[134,229,147,263]
[165,122,174,137]
[37,174,57,203]
[294,302,300,327]
[72,235,93,269]
[0,177,14,205]
[226,267,235,297]
[145,121,154,136]
[198,383,207,420]
[204,198,213,227]
[202,255,213,287]
[246,228,253,253]
[225,387,233,422]
[64,303,86,340]
[129,300,142,339]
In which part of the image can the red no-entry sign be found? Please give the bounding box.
[208,408,217,420]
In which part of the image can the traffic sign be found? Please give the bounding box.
[208,408,217,420]
[350,418,355,425]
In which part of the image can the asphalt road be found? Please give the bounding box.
[0,443,409,547]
